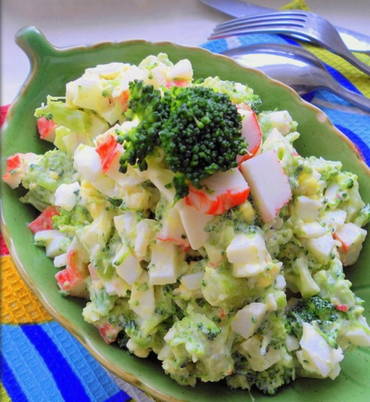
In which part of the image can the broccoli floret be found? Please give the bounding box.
[228,352,295,394]
[20,149,76,210]
[52,205,92,236]
[286,296,338,346]
[306,295,338,321]
[160,86,246,196]
[253,364,295,395]
[88,286,117,316]
[119,80,169,172]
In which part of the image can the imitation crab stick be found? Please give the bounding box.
[37,117,57,142]
[28,206,60,233]
[185,168,250,215]
[97,321,121,344]
[96,134,122,173]
[55,249,88,297]
[333,223,367,266]
[237,104,262,163]
[2,152,39,189]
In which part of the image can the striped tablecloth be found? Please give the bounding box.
[1,32,369,402]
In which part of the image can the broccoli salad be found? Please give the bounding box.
[3,53,370,395]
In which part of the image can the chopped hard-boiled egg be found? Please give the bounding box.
[293,196,321,222]
[34,229,69,258]
[296,323,343,379]
[304,233,336,263]
[148,241,179,285]
[294,257,320,297]
[334,223,367,266]
[53,253,67,268]
[158,205,185,240]
[240,151,292,223]
[241,335,282,371]
[322,209,347,231]
[342,316,370,347]
[180,271,204,291]
[134,219,156,261]
[54,182,80,211]
[129,272,155,320]
[74,145,102,181]
[177,200,213,250]
[296,222,327,239]
[231,302,267,339]
[226,232,271,277]
[263,110,295,135]
[168,59,193,81]
[113,245,142,285]
[114,212,137,242]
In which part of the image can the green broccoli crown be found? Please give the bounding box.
[118,82,247,197]
[119,80,169,171]
[160,86,246,190]
[286,296,338,346]
[230,352,295,395]
[253,364,295,395]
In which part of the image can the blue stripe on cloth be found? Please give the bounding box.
[1,325,64,402]
[278,34,302,46]
[0,354,28,402]
[301,91,316,103]
[230,33,289,46]
[313,87,366,109]
[201,38,228,53]
[42,322,126,401]
[323,65,362,94]
[22,324,90,402]
[314,104,370,148]
[105,390,131,402]
[335,124,370,165]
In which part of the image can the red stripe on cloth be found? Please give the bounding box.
[0,234,10,256]
[1,105,11,255]
[1,105,10,127]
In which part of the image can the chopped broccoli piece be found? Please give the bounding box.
[119,80,169,172]
[253,364,295,395]
[286,296,338,346]
[228,352,295,394]
[20,150,76,210]
[52,205,92,236]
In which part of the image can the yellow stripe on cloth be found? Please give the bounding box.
[302,44,370,97]
[1,255,52,324]
[0,383,11,402]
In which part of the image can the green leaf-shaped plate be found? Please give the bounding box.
[2,26,369,402]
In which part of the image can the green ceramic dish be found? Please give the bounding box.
[2,26,369,402]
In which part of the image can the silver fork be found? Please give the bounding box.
[209,11,370,75]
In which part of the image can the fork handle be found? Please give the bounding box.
[328,80,370,112]
[333,49,370,75]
